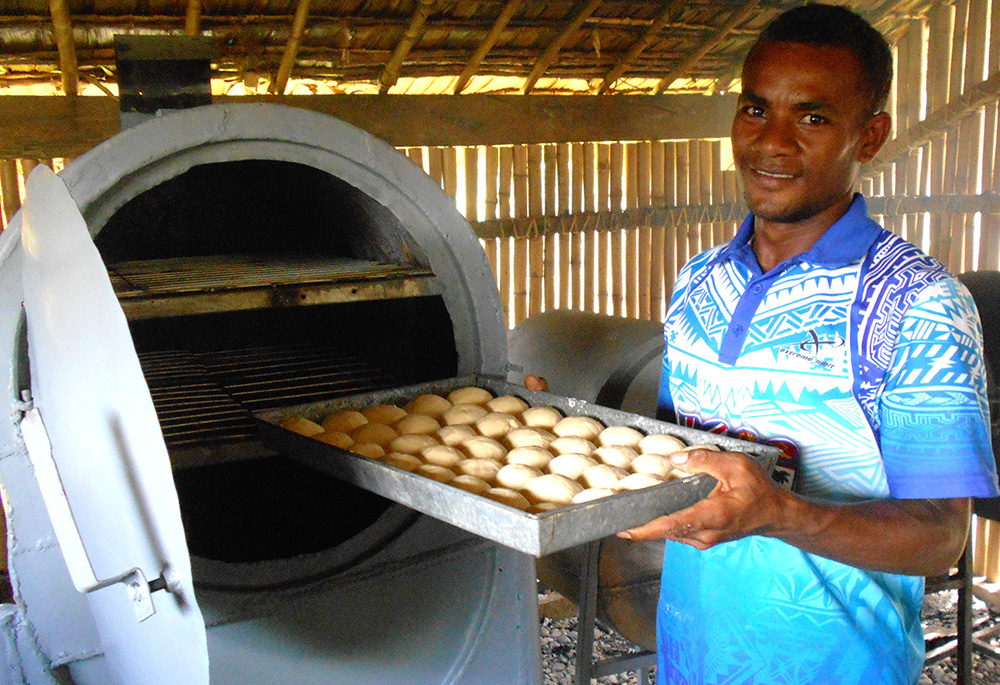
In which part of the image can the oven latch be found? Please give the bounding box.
[17,392,174,622]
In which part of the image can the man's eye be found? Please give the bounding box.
[744,105,765,118]
[802,113,827,125]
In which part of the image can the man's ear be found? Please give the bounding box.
[858,112,893,163]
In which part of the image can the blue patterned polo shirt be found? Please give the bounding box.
[656,194,998,685]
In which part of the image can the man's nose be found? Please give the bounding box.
[755,117,797,155]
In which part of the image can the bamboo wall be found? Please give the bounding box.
[4,0,1000,579]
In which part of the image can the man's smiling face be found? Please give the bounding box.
[731,40,889,234]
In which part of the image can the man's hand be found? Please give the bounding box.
[616,449,971,577]
[619,448,786,549]
[523,374,549,392]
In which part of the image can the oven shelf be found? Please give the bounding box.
[108,254,440,319]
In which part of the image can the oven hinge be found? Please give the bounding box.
[17,390,173,622]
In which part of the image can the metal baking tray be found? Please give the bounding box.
[254,374,780,557]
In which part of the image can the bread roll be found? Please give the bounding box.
[552,416,604,440]
[638,433,687,455]
[450,474,491,495]
[441,403,490,426]
[572,487,616,503]
[437,424,478,446]
[415,463,456,483]
[350,442,386,460]
[550,435,596,456]
[486,395,531,416]
[460,436,507,461]
[618,473,668,491]
[521,474,584,505]
[313,430,354,449]
[597,425,645,448]
[394,413,441,436]
[548,453,598,480]
[495,464,543,490]
[404,393,453,418]
[383,452,422,471]
[528,501,561,514]
[455,458,502,482]
[351,422,399,447]
[447,386,494,406]
[505,427,556,449]
[476,412,522,439]
[506,446,554,470]
[593,445,637,469]
[388,433,439,456]
[579,464,629,489]
[520,405,563,430]
[362,404,408,425]
[321,410,368,433]
[420,445,465,468]
[629,453,674,478]
[280,417,324,437]
[483,487,530,510]
[682,443,722,452]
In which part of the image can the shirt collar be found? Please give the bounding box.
[721,194,884,272]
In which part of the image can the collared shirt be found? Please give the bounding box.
[655,195,998,685]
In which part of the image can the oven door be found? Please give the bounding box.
[19,166,209,684]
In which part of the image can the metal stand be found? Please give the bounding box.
[925,542,973,684]
[574,540,656,685]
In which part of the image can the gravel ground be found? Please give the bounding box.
[538,589,1000,685]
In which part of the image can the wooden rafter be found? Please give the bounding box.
[452,0,524,95]
[521,0,604,95]
[270,0,312,95]
[594,0,686,95]
[184,0,202,36]
[48,0,78,95]
[378,0,436,94]
[651,0,760,95]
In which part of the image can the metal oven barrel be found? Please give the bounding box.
[0,103,540,684]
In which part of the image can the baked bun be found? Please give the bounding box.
[403,393,453,418]
[394,413,441,436]
[637,433,687,455]
[362,404,408,425]
[597,425,645,448]
[321,410,368,433]
[441,403,490,426]
[484,487,530,510]
[388,433,439,456]
[447,386,494,406]
[547,453,598,480]
[552,416,604,440]
[486,395,531,416]
[521,474,584,505]
[313,430,354,449]
[520,406,563,430]
[280,417,324,437]
[506,446,554,470]
[579,464,629,489]
[495,463,543,490]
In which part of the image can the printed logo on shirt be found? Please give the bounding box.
[777,329,846,371]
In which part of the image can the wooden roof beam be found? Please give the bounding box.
[521,0,604,95]
[379,0,436,94]
[270,0,312,95]
[48,0,78,95]
[184,0,202,35]
[652,0,759,95]
[594,0,686,95]
[453,0,524,94]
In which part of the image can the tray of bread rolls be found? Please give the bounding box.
[254,374,780,557]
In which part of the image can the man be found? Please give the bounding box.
[619,4,1000,684]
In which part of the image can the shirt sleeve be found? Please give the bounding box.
[878,278,999,498]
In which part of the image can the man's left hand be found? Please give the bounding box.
[618,448,787,549]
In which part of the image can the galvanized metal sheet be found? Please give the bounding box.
[255,374,780,557]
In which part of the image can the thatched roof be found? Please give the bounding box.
[0,0,934,97]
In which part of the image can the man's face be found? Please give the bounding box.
[731,40,889,231]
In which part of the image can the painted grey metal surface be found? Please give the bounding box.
[19,166,209,683]
[256,374,780,557]
[0,103,534,683]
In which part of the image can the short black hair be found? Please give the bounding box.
[745,3,893,114]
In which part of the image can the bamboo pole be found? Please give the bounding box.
[426,147,444,187]
[685,141,701,259]
[664,142,678,297]
[485,146,499,221]
[406,147,426,171]
[943,0,969,270]
[903,20,926,248]
[926,3,954,262]
[513,145,529,325]
[443,147,459,203]
[610,143,625,317]
[0,159,21,228]
[528,144,544,316]
[584,143,597,313]
[724,169,740,241]
[626,142,639,318]
[543,144,557,311]
[698,140,713,250]
[465,146,479,222]
[675,142,690,272]
[499,146,513,327]
[571,142,585,310]
[890,25,911,240]
[711,140,725,246]
[986,102,1000,269]
[975,515,989,577]
[598,144,611,314]
[640,141,654,321]
[558,143,571,309]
